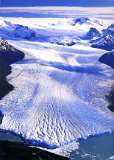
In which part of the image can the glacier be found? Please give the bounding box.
[0,7,114,156]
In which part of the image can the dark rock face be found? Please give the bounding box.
[0,42,25,100]
[99,51,114,112]
[0,111,3,124]
[105,86,114,112]
[83,27,101,40]
[0,62,13,100]
[0,141,68,160]
[99,51,114,69]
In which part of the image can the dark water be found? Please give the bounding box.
[70,132,114,160]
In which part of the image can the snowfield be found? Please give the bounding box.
[0,7,114,156]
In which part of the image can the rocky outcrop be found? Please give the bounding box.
[0,41,24,99]
[99,51,114,69]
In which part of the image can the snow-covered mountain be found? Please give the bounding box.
[0,20,36,39]
[0,17,104,43]
[103,24,114,36]
[0,18,114,50]
[91,24,114,50]
[71,17,103,27]
[82,27,101,40]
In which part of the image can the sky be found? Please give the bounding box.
[0,0,114,7]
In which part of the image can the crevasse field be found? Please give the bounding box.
[0,7,114,157]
